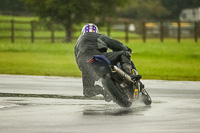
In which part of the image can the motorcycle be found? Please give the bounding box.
[88,55,152,108]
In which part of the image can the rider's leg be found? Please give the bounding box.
[104,51,141,80]
[120,51,141,80]
[82,71,100,97]
[82,71,112,102]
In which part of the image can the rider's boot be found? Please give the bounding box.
[122,63,142,81]
[94,85,112,102]
[101,91,112,102]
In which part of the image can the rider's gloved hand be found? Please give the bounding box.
[125,51,131,58]
[127,47,132,53]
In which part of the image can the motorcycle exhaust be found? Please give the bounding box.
[110,66,133,84]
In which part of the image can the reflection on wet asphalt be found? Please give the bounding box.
[0,74,200,133]
[83,104,151,116]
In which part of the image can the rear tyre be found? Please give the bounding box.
[101,74,133,108]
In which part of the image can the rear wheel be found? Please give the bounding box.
[101,74,133,108]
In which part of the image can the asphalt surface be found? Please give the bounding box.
[0,74,200,133]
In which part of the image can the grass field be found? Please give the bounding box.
[0,15,200,81]
[128,39,200,81]
[0,38,199,81]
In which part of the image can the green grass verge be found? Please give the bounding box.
[0,39,199,81]
[0,15,38,21]
[0,15,199,80]
[0,39,80,77]
[127,39,200,81]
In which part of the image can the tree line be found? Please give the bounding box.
[118,0,200,20]
[0,0,200,42]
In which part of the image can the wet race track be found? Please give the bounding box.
[0,74,200,133]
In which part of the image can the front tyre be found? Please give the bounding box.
[141,88,152,105]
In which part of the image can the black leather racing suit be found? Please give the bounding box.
[75,32,134,97]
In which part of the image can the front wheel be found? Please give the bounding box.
[140,88,152,105]
[101,74,133,108]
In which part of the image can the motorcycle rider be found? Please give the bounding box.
[75,23,141,101]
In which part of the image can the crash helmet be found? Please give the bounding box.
[81,23,99,35]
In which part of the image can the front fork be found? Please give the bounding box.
[133,81,144,100]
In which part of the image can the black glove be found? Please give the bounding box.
[125,51,131,57]
[127,47,132,53]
